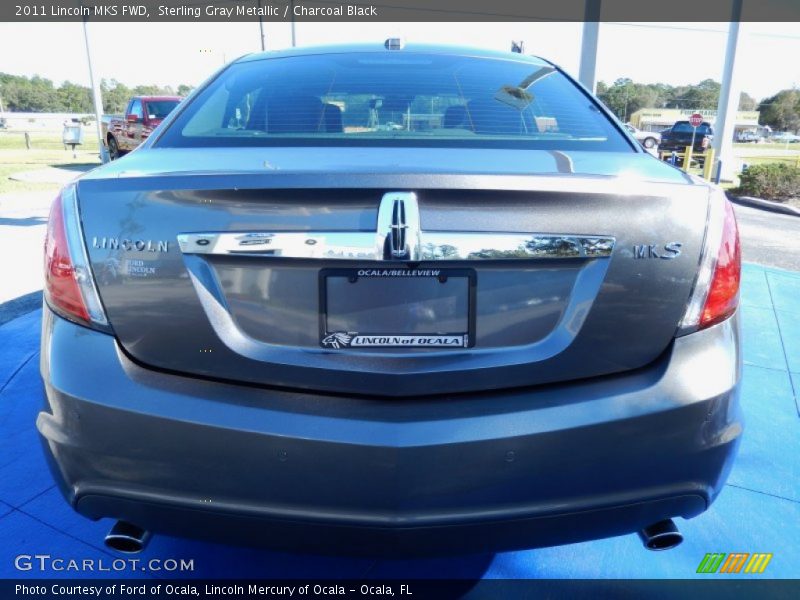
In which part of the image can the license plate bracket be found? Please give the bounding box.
[319,267,476,349]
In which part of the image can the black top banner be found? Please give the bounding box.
[4,0,800,22]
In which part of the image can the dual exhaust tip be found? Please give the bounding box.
[104,521,151,554]
[104,518,683,555]
[638,519,683,551]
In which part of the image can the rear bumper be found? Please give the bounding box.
[38,308,742,556]
[658,141,707,153]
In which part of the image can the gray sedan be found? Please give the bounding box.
[625,123,662,148]
[39,42,741,557]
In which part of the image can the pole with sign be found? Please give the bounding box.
[685,112,703,171]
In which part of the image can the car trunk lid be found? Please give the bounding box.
[78,148,708,396]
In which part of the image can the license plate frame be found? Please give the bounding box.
[319,267,477,350]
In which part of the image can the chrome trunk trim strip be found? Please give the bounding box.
[177,231,615,260]
[177,191,614,261]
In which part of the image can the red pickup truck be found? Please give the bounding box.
[102,95,181,160]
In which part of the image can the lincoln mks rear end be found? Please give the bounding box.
[38,43,742,556]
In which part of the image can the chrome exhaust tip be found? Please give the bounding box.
[104,521,151,554]
[638,519,683,551]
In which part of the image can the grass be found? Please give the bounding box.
[0,148,101,194]
[738,155,800,167]
[733,142,800,151]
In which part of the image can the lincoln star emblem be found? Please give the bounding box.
[390,198,408,258]
[379,192,420,260]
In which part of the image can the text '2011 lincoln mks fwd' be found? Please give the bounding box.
[39,42,742,556]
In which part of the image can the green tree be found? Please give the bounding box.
[597,78,671,121]
[133,84,175,96]
[1,74,197,114]
[758,89,800,132]
[57,81,92,112]
[0,73,61,111]
[596,77,761,120]
[101,79,133,114]
[668,79,720,109]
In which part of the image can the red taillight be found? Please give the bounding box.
[699,199,741,329]
[44,191,91,322]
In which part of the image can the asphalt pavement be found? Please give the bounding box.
[733,204,800,272]
[0,190,51,308]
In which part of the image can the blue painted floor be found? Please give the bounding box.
[1,263,798,579]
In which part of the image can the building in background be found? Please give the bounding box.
[629,108,760,134]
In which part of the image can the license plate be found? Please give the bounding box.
[319,267,476,349]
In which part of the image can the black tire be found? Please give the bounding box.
[643,137,656,149]
[108,136,120,160]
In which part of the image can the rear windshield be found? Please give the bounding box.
[672,122,713,134]
[146,100,180,119]
[156,52,631,151]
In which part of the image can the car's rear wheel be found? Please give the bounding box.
[643,137,656,149]
[108,136,120,160]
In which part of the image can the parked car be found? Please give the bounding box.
[624,123,661,149]
[101,95,181,159]
[771,131,800,143]
[736,130,760,143]
[40,43,741,557]
[658,120,714,154]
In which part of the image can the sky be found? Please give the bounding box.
[0,21,798,101]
